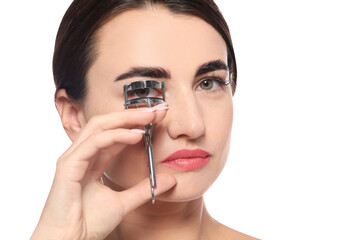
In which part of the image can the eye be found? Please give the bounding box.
[128,88,159,99]
[134,88,150,98]
[196,77,228,92]
[198,79,218,90]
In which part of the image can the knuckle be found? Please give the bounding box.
[56,155,66,168]
[56,156,63,164]
[88,133,102,149]
[88,115,102,129]
[55,157,68,177]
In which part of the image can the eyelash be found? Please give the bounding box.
[127,88,162,99]
[196,74,229,93]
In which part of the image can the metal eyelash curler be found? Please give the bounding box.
[124,80,166,204]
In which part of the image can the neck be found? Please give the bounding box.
[109,197,215,240]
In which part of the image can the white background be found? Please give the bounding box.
[0,1,359,239]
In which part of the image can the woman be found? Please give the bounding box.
[31,0,257,239]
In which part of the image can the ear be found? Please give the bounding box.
[55,89,86,142]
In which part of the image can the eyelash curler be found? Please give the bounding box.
[123,80,166,204]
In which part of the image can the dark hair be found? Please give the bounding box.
[53,0,237,101]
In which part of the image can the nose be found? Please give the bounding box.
[165,87,206,140]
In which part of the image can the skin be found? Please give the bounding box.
[31,7,258,240]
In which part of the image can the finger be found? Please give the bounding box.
[84,109,156,133]
[63,110,156,157]
[118,173,177,216]
[152,104,169,124]
[86,138,135,180]
[84,105,169,182]
[57,129,144,182]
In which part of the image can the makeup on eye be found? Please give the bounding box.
[196,74,230,92]
[117,59,229,98]
[125,74,229,99]
[126,76,228,99]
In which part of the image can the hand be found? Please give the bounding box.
[31,107,176,240]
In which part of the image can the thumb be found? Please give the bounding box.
[118,173,177,215]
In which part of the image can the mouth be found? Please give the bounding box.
[161,148,210,171]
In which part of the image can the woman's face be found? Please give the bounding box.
[83,8,233,201]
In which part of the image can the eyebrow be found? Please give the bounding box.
[115,67,171,81]
[114,59,228,82]
[195,59,229,77]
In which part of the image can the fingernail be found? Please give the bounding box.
[155,103,169,110]
[155,106,169,110]
[131,129,145,134]
[140,107,157,112]
[156,103,169,107]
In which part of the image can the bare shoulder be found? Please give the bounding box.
[217,222,259,240]
[205,219,260,240]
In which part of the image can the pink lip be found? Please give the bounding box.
[161,148,210,171]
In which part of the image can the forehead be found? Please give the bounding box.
[92,8,227,76]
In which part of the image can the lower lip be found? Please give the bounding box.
[161,157,210,171]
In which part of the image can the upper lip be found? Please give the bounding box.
[162,148,210,162]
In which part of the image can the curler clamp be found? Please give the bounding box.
[124,80,166,204]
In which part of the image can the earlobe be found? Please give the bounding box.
[55,89,84,142]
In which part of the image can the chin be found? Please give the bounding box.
[156,185,206,203]
[155,168,220,202]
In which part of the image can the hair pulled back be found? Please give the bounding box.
[53,0,237,101]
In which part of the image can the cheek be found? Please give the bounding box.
[201,93,233,164]
[202,94,233,144]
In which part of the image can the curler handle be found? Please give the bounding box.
[144,123,156,204]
